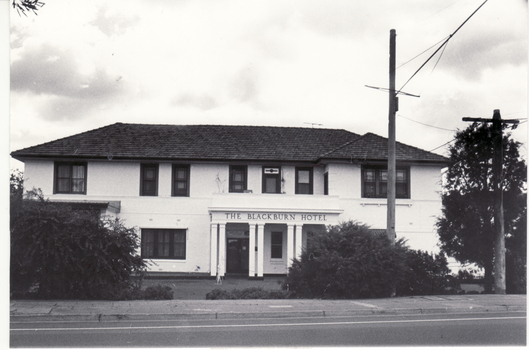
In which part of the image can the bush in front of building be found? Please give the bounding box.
[206,287,290,300]
[395,248,451,296]
[10,189,147,300]
[140,285,174,300]
[285,221,407,299]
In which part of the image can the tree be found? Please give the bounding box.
[285,221,407,299]
[436,122,526,293]
[10,174,147,299]
[396,248,450,296]
[12,0,44,16]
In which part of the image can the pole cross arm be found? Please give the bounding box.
[462,117,519,124]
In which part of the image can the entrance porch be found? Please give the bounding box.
[210,222,327,278]
[209,194,342,278]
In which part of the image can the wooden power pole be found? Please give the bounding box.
[387,29,397,245]
[462,109,518,294]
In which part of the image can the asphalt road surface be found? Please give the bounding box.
[11,311,526,347]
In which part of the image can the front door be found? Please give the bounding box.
[226,238,249,273]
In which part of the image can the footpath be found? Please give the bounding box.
[10,294,526,322]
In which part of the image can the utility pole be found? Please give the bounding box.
[462,109,518,294]
[387,29,397,245]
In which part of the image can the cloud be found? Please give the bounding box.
[436,30,527,81]
[11,43,124,98]
[8,0,527,164]
[296,1,442,40]
[11,43,129,121]
[90,6,139,37]
[11,44,79,95]
[230,66,260,103]
[172,93,218,111]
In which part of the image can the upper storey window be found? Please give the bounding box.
[262,167,281,194]
[295,167,313,194]
[229,166,247,193]
[54,162,87,194]
[362,166,410,199]
[140,164,158,196]
[172,165,189,197]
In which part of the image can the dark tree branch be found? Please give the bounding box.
[12,0,44,16]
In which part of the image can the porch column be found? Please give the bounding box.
[295,224,303,260]
[249,223,256,277]
[257,224,265,278]
[287,224,295,268]
[210,223,218,277]
[218,223,226,276]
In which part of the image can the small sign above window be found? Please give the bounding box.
[264,168,280,174]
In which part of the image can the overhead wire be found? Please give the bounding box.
[397,0,489,96]
[396,0,490,156]
[427,119,527,154]
[396,36,450,70]
[429,139,456,153]
[429,40,449,78]
[421,0,464,22]
[397,114,455,131]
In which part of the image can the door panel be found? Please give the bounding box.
[226,238,249,273]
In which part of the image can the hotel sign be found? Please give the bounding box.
[223,212,330,223]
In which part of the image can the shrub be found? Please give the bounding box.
[106,284,173,300]
[10,189,147,300]
[396,248,450,296]
[285,221,407,299]
[205,287,290,300]
[142,285,174,300]
[457,269,477,282]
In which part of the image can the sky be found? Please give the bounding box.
[7,0,528,171]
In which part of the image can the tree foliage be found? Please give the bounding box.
[12,0,44,16]
[396,248,450,296]
[10,186,147,299]
[436,122,526,293]
[285,222,452,299]
[285,222,407,299]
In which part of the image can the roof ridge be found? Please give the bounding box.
[111,122,348,132]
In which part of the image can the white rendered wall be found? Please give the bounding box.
[313,165,326,195]
[20,158,445,272]
[247,165,261,194]
[23,160,54,194]
[336,164,444,253]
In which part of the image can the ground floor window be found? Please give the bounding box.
[141,229,186,259]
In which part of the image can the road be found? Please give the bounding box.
[11,311,526,347]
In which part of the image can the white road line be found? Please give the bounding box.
[350,301,378,308]
[268,305,293,308]
[11,316,526,332]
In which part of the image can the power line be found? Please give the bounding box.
[429,40,449,77]
[429,138,456,153]
[397,36,450,70]
[397,114,454,131]
[397,0,489,96]
[428,118,527,154]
